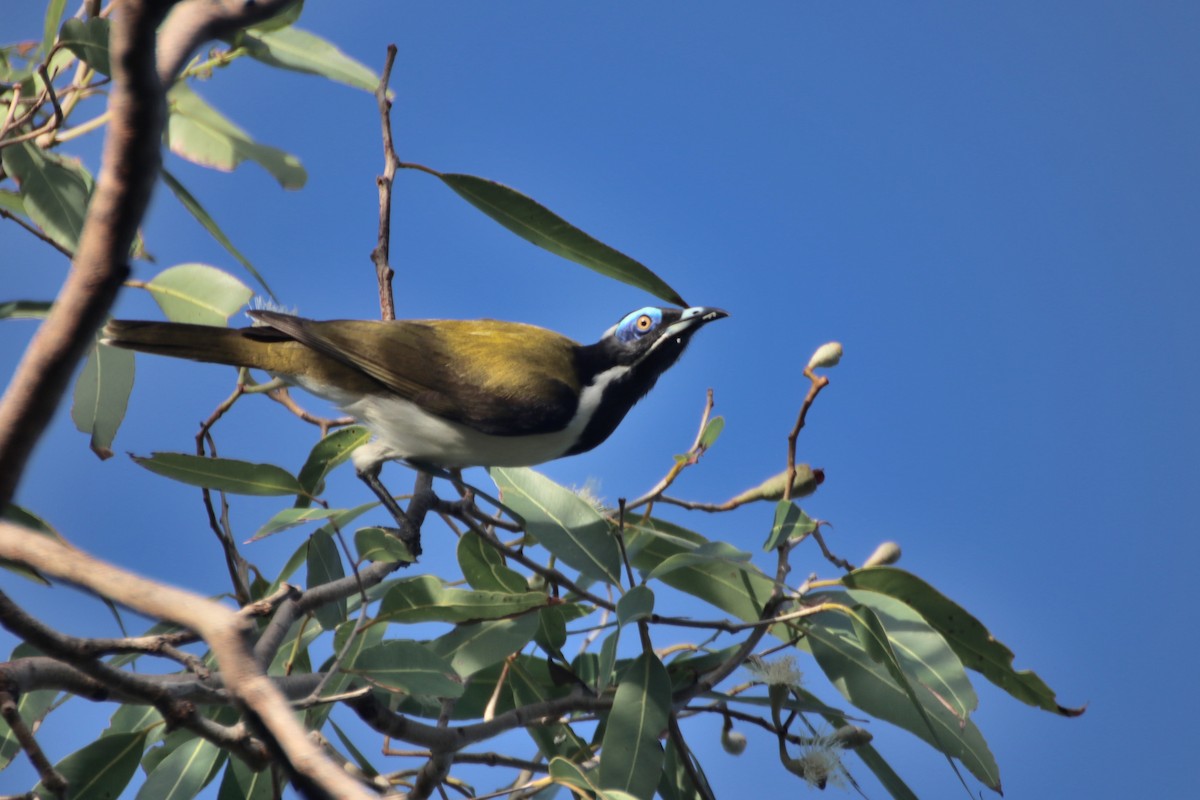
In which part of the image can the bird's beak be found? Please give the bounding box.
[667,306,729,336]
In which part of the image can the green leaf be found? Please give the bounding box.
[239,26,378,91]
[596,629,619,695]
[130,452,306,496]
[351,640,464,698]
[71,340,134,460]
[697,415,724,451]
[59,17,111,76]
[550,756,603,798]
[217,757,274,800]
[159,169,274,298]
[643,540,752,582]
[625,517,774,622]
[143,264,252,325]
[435,173,687,307]
[0,188,28,216]
[294,425,370,506]
[806,599,1001,791]
[354,526,415,563]
[250,500,376,542]
[35,731,147,800]
[491,467,622,586]
[378,575,548,624]
[135,736,222,800]
[457,529,527,593]
[763,500,817,551]
[598,652,671,799]
[616,585,654,627]
[1,141,92,251]
[429,613,540,677]
[166,83,306,189]
[847,588,978,723]
[42,0,67,58]
[307,529,346,629]
[842,566,1085,716]
[509,661,591,761]
[0,300,52,319]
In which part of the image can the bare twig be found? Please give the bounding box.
[371,44,401,320]
[784,366,829,501]
[626,390,715,511]
[0,690,67,797]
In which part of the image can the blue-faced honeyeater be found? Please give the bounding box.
[102,306,727,474]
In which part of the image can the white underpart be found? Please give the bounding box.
[287,365,631,472]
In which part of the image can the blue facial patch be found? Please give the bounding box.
[614,307,663,343]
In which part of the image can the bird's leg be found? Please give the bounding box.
[358,467,422,558]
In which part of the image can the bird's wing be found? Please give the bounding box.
[250,312,580,435]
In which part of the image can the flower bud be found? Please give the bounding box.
[721,727,748,755]
[806,341,843,370]
[862,541,902,568]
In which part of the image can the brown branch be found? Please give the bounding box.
[0,524,375,799]
[0,690,67,797]
[371,44,401,320]
[0,0,172,507]
[784,366,829,501]
[0,209,75,258]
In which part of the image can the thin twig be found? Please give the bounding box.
[0,690,67,797]
[626,390,715,512]
[371,44,401,320]
[784,366,829,501]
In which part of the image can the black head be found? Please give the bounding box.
[568,306,728,455]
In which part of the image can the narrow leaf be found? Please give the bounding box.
[843,566,1085,715]
[1,141,91,251]
[491,467,622,586]
[436,173,687,306]
[160,169,274,297]
[354,526,415,564]
[240,26,379,91]
[143,264,252,325]
[35,731,146,800]
[42,0,67,58]
[378,575,548,624]
[134,736,222,800]
[429,613,540,677]
[643,540,752,582]
[763,500,818,551]
[351,640,464,698]
[295,425,370,506]
[616,585,655,628]
[307,530,346,629]
[0,300,52,319]
[131,452,306,496]
[457,530,527,593]
[598,652,671,799]
[71,340,134,459]
[166,83,306,189]
[59,17,111,76]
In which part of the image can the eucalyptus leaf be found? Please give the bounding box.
[429,613,540,677]
[354,526,415,563]
[616,585,655,627]
[160,169,274,297]
[351,640,464,698]
[143,263,252,325]
[0,300,52,319]
[131,452,306,496]
[135,736,223,800]
[598,651,671,799]
[1,141,92,251]
[436,173,687,307]
[457,530,526,593]
[843,566,1084,715]
[379,575,548,624]
[71,340,133,459]
[295,425,370,506]
[59,17,111,76]
[34,731,146,800]
[239,26,378,91]
[166,83,306,189]
[491,467,622,586]
[307,529,346,629]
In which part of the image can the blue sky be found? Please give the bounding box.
[3,2,1199,797]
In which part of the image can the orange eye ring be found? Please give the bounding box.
[636,314,653,331]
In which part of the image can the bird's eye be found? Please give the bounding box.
[614,307,663,343]
[636,314,653,331]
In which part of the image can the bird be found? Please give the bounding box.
[102,306,728,475]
